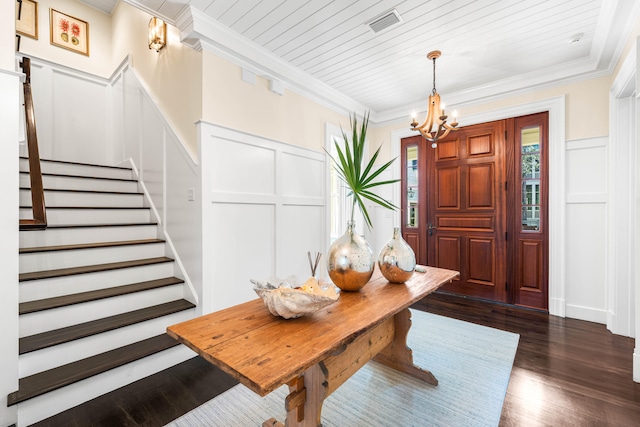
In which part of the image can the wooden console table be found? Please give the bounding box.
[167,266,458,426]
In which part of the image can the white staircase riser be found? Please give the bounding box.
[20,190,145,208]
[20,208,151,225]
[19,309,194,377]
[20,225,159,248]
[19,243,166,274]
[19,285,185,337]
[19,262,175,302]
[15,345,195,427]
[20,174,139,193]
[20,159,134,180]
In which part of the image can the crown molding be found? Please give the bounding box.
[124,0,179,25]
[176,6,368,120]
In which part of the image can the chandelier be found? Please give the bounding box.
[410,50,459,148]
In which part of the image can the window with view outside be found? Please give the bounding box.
[406,145,419,227]
[521,126,541,231]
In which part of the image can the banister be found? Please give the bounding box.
[20,57,47,230]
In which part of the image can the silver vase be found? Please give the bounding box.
[378,227,416,283]
[327,220,374,291]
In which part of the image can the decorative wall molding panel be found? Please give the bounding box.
[199,122,326,313]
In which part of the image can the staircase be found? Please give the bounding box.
[11,157,196,426]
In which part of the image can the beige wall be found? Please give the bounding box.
[202,51,348,152]
[17,0,112,76]
[371,75,612,161]
[111,2,203,155]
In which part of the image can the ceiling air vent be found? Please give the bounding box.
[367,9,403,34]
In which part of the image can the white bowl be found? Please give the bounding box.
[251,277,339,319]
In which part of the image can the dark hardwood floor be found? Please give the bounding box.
[33,292,640,426]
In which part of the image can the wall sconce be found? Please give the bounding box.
[148,17,166,52]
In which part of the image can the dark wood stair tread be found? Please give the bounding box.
[20,170,138,183]
[19,277,184,315]
[8,334,180,405]
[19,299,194,354]
[19,257,174,282]
[20,187,144,195]
[20,156,133,171]
[19,219,47,231]
[20,238,165,254]
[41,222,158,230]
[20,206,150,210]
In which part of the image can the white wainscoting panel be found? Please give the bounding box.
[280,151,324,198]
[565,203,607,323]
[24,56,110,164]
[211,203,276,310]
[164,132,202,304]
[141,95,166,222]
[279,204,325,278]
[565,137,608,324]
[210,139,276,195]
[566,141,607,195]
[200,122,326,313]
[122,69,142,167]
[109,60,201,308]
[52,71,109,162]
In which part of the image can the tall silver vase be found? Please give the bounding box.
[378,227,416,283]
[327,220,374,291]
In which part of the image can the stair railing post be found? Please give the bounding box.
[20,56,47,229]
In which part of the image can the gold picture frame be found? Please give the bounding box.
[50,8,89,56]
[16,0,38,40]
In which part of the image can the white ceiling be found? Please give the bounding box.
[85,0,640,123]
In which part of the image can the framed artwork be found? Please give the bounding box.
[16,0,38,40]
[50,9,89,56]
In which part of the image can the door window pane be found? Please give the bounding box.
[521,206,540,231]
[406,145,418,227]
[520,126,541,232]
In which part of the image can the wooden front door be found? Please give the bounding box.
[401,112,549,310]
[427,121,508,302]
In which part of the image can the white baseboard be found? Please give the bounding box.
[565,304,607,324]
[634,348,640,383]
[549,297,566,317]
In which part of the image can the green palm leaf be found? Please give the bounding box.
[326,111,400,229]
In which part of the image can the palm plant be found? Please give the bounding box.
[327,111,399,229]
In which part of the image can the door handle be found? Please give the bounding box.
[428,222,436,236]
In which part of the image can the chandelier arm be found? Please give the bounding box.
[415,116,434,133]
[419,129,436,141]
[438,127,452,140]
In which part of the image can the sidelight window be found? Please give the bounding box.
[406,145,419,227]
[521,126,541,231]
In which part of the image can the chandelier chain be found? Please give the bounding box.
[432,56,437,95]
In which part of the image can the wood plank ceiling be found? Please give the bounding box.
[87,0,638,119]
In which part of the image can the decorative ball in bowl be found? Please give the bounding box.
[251,276,339,319]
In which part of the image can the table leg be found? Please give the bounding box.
[263,316,396,427]
[373,307,438,386]
[262,364,328,427]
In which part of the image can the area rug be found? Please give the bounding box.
[166,310,519,427]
